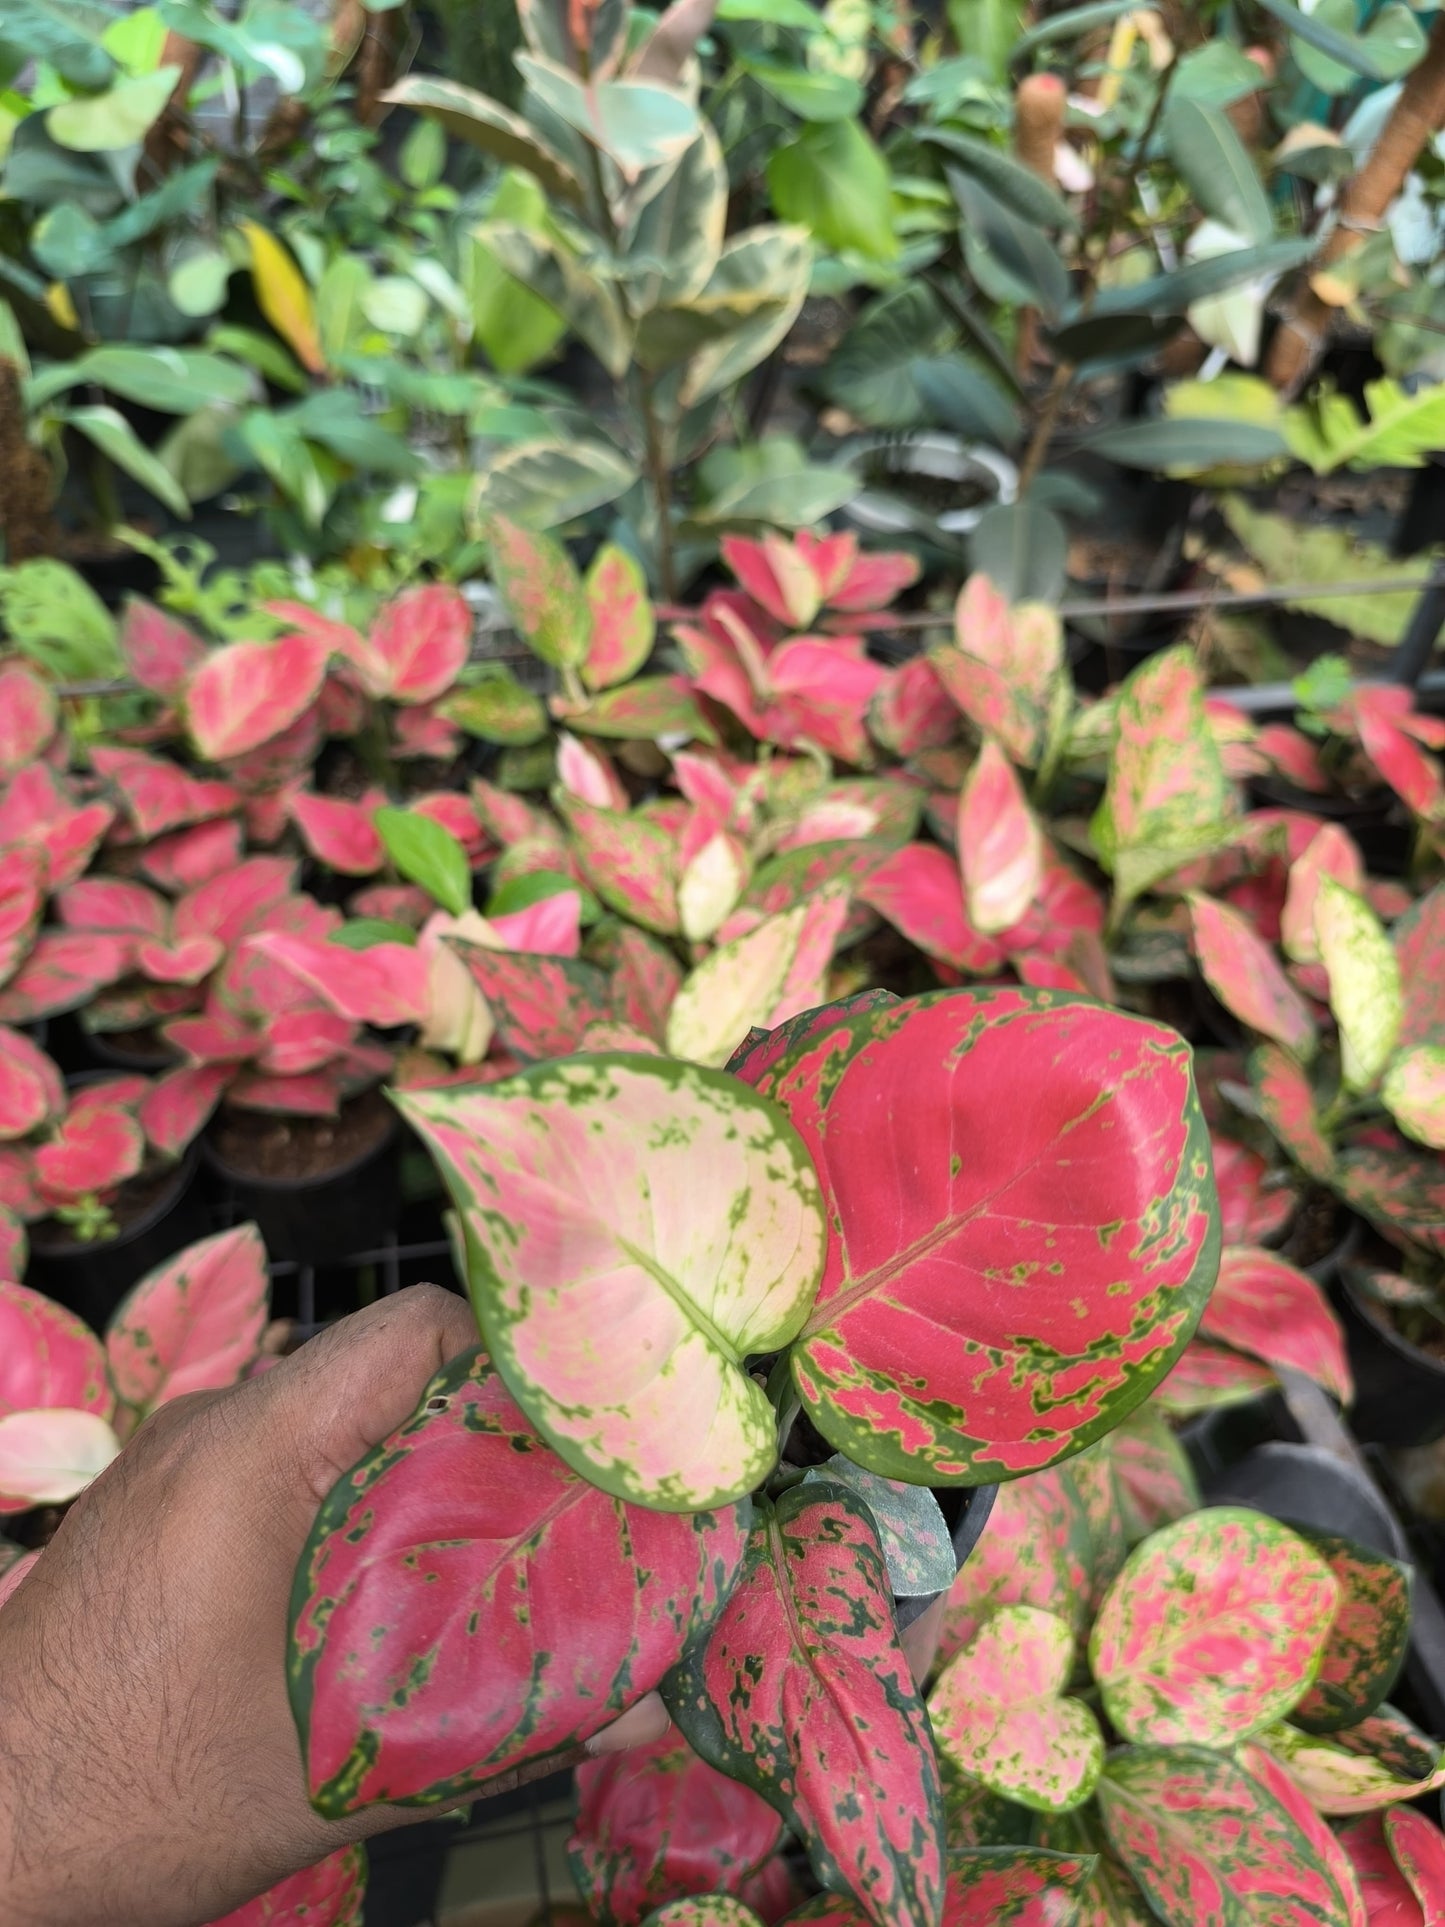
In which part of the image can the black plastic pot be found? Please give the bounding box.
[202,1108,402,1268]
[83,1028,180,1074]
[361,1815,452,1927]
[1251,776,1414,879]
[26,1146,207,1333]
[1336,1264,1445,1449]
[1203,1440,1410,1562]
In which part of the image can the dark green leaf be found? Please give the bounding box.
[1048,312,1178,364]
[1078,417,1287,469]
[970,500,1067,602]
[951,172,1068,321]
[1090,238,1314,319]
[926,127,1076,232]
[1163,97,1272,244]
[913,357,1022,446]
[1013,0,1151,59]
[822,283,955,429]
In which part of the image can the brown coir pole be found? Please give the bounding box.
[1265,11,1445,392]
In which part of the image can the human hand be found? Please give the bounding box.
[0,1283,657,1927]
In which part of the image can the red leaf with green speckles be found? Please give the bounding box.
[1239,1745,1367,1927]
[1341,1815,1429,1927]
[1384,1811,1445,1926]
[559,794,680,934]
[1252,1045,1336,1181]
[289,1349,749,1815]
[934,1464,1093,1672]
[1090,1508,1339,1747]
[449,943,616,1060]
[1336,1139,1445,1259]
[934,573,1066,768]
[607,926,684,1042]
[1099,1743,1355,1927]
[783,1847,1096,1926]
[395,1055,824,1511]
[870,657,956,758]
[931,1605,1103,1812]
[858,844,1005,974]
[1259,1709,1445,1815]
[570,1730,782,1926]
[585,543,654,691]
[738,987,1218,1485]
[1291,1533,1412,1735]
[106,1224,269,1420]
[1155,1338,1278,1415]
[1188,894,1316,1056]
[642,1902,766,1927]
[203,1843,366,1925]
[1201,1248,1352,1402]
[0,664,57,776]
[0,1279,112,1515]
[664,1482,944,1927]
[1212,1137,1296,1245]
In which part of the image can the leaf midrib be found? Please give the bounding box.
[618,1233,740,1365]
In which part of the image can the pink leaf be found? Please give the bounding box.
[0,1407,121,1504]
[1189,893,1316,1055]
[107,1223,269,1414]
[227,1069,345,1116]
[139,819,244,892]
[257,1009,356,1075]
[247,932,427,1028]
[203,1842,366,1926]
[0,1278,111,1423]
[826,539,920,614]
[186,633,329,762]
[722,532,823,628]
[1282,826,1366,965]
[0,930,132,1023]
[0,847,45,987]
[1353,688,1445,820]
[859,843,1005,974]
[1341,1815,1429,1927]
[289,790,387,875]
[409,792,493,866]
[958,742,1043,935]
[936,1465,1093,1670]
[140,1063,229,1157]
[935,575,1064,766]
[58,876,168,937]
[92,746,241,839]
[1212,1135,1296,1244]
[488,892,582,957]
[133,934,224,984]
[609,926,684,1042]
[0,765,115,889]
[370,583,471,704]
[1201,1246,1353,1401]
[584,543,655,691]
[1258,724,1330,793]
[34,1103,145,1203]
[1240,1744,1367,1927]
[1253,1043,1336,1182]
[173,856,298,947]
[118,599,206,697]
[390,701,461,760]
[560,795,680,935]
[1385,1810,1445,1927]
[768,640,886,766]
[870,657,957,758]
[559,731,630,811]
[0,664,57,776]
[0,1027,65,1139]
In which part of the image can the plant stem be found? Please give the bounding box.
[638,371,677,600]
[1016,358,1074,496]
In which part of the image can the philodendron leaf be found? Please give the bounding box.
[782,1847,1097,1925]
[1259,1709,1445,1815]
[800,1456,956,1596]
[1290,1531,1412,1736]
[1089,1508,1339,1748]
[1099,1744,1358,1927]
[106,1223,269,1421]
[664,1483,945,1927]
[1315,879,1401,1092]
[395,1056,825,1511]
[931,1604,1104,1812]
[738,988,1218,1486]
[289,1349,749,1815]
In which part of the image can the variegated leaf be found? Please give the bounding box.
[202,1842,366,1925]
[642,1902,765,1927]
[931,1605,1103,1812]
[1393,883,1445,1056]
[934,574,1066,767]
[941,1775,1031,1853]
[1070,1402,1201,1550]
[800,1456,956,1597]
[1339,1814,1430,1927]
[450,944,615,1059]
[1212,1136,1296,1246]
[935,1464,1093,1670]
[186,634,328,763]
[664,1483,945,1927]
[1090,1508,1339,1747]
[1099,1743,1355,1927]
[783,1847,1096,1925]
[666,907,810,1068]
[740,988,1218,1484]
[1290,1533,1412,1736]
[487,515,591,669]
[369,583,471,704]
[1337,1140,1445,1259]
[858,843,1005,975]
[570,1730,782,1927]
[1315,880,1401,1092]
[958,742,1043,935]
[560,794,680,934]
[395,1056,825,1510]
[1383,1809,1445,1927]
[1239,1743,1368,1927]
[289,1349,748,1814]
[0,1407,121,1504]
[1200,1247,1353,1402]
[0,1025,64,1138]
[106,1225,269,1421]
[585,543,654,690]
[0,664,57,776]
[1034,1808,1157,1927]
[1260,1711,1445,1816]
[1188,893,1316,1057]
[1251,1045,1336,1181]
[1282,827,1365,967]
[1382,1046,1445,1151]
[0,847,44,989]
[119,599,206,698]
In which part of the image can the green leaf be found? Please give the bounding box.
[330,918,419,949]
[465,172,567,377]
[315,254,372,366]
[442,673,549,746]
[1162,96,1272,245]
[1079,416,1287,472]
[238,411,333,526]
[1,0,115,90]
[623,126,727,312]
[168,250,231,319]
[47,64,178,151]
[693,438,858,526]
[739,55,863,122]
[104,156,218,247]
[471,438,639,528]
[517,56,700,182]
[1255,0,1425,84]
[913,356,1021,446]
[375,806,472,916]
[206,325,307,393]
[31,345,253,415]
[382,75,583,204]
[716,0,818,23]
[30,204,110,280]
[925,127,1076,233]
[821,282,956,430]
[0,557,119,678]
[1222,495,1436,648]
[1090,237,1313,319]
[61,403,190,517]
[1285,378,1445,475]
[1173,40,1278,108]
[768,120,897,265]
[480,222,633,379]
[970,501,1067,604]
[1012,0,1151,59]
[400,114,446,188]
[951,171,1068,320]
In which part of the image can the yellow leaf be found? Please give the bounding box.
[45,281,78,331]
[241,221,325,375]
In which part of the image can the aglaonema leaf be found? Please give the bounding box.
[664,1481,944,1927]
[486,515,591,669]
[799,1456,957,1597]
[930,1604,1104,1812]
[1188,893,1316,1057]
[642,1902,765,1927]
[738,988,1218,1485]
[1340,1812,1433,1927]
[1099,1744,1357,1927]
[289,1349,750,1816]
[782,1847,1097,1925]
[1259,1709,1445,1815]
[1089,1508,1339,1748]
[934,1463,1093,1671]
[448,943,616,1059]
[1238,1744,1368,1927]
[1199,1247,1353,1403]
[204,1842,366,1925]
[394,1055,825,1511]
[1286,1531,1413,1738]
[1251,1045,1336,1181]
[570,1730,783,1927]
[1034,1807,1158,1927]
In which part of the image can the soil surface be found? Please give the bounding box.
[89,1023,179,1068]
[211,1086,393,1183]
[1281,1188,1347,1272]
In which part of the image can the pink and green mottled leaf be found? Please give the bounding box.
[289,1349,748,1814]
[0,1026,64,1138]
[449,943,616,1059]
[34,1101,145,1203]
[58,876,167,940]
[870,657,957,759]
[0,1407,121,1504]
[1337,1140,1445,1259]
[1340,1815,1430,1927]
[562,675,714,745]
[186,633,329,764]
[106,1224,269,1419]
[1288,1532,1412,1737]
[665,1483,944,1927]
[1381,1046,1445,1150]
[1260,1711,1445,1815]
[1383,1810,1445,1927]
[396,1055,824,1511]
[1099,1743,1355,1927]
[934,575,1066,768]
[604,926,684,1042]
[723,532,823,629]
[91,747,241,840]
[0,847,44,988]
[584,543,654,690]
[1252,1045,1336,1182]
[560,794,680,934]
[570,1729,782,1926]
[1238,1744,1368,1927]
[797,1456,956,1597]
[931,1605,1103,1812]
[958,743,1043,936]
[783,1847,1095,1926]
[1090,1507,1339,1747]
[1188,894,1316,1056]
[1282,827,1365,967]
[0,765,115,889]
[1392,883,1445,1055]
[289,791,386,875]
[0,664,57,776]
[139,819,244,893]
[1074,1401,1201,1550]
[1090,648,1230,912]
[935,1464,1093,1670]
[939,1775,1031,1854]
[118,598,206,698]
[739,988,1218,1485]
[487,516,591,670]
[641,1902,765,1927]
[1034,1809,1157,1927]
[1201,1247,1353,1402]
[139,1063,229,1159]
[0,1210,25,1279]
[202,1842,367,1925]
[1212,1136,1296,1245]
[367,583,471,704]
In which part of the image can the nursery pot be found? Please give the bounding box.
[833,433,1018,542]
[26,1144,207,1334]
[1203,1440,1410,1563]
[1336,1262,1445,1450]
[202,1090,401,1268]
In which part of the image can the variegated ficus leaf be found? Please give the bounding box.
[738,988,1218,1485]
[1238,1743,1368,1927]
[203,1842,366,1926]
[289,1349,748,1815]
[1288,1532,1412,1738]
[930,1604,1104,1812]
[664,1481,944,1927]
[1200,1247,1353,1402]
[1251,1044,1336,1181]
[1098,1743,1357,1927]
[1089,1507,1339,1747]
[934,1463,1093,1672]
[185,634,329,763]
[395,1055,825,1510]
[783,1847,1097,1926]
[1188,893,1316,1057]
[1089,647,1230,914]
[1315,879,1402,1093]
[799,1456,956,1598]
[570,1730,782,1927]
[957,741,1043,935]
[1259,1709,1445,1815]
[106,1224,269,1424]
